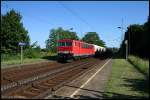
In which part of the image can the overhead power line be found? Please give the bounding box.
[58,1,95,31]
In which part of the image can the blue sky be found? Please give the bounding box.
[1,1,149,48]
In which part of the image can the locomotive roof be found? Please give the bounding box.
[58,39,82,42]
[58,39,94,45]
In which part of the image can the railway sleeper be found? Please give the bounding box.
[51,73,80,91]
[2,69,51,89]
[25,87,42,94]
[29,87,41,91]
[34,84,50,90]
[51,78,74,91]
[6,90,34,99]
[1,61,89,91]
[31,84,47,91]
[2,94,27,99]
[47,80,60,85]
[33,88,52,99]
[42,82,56,87]
[17,65,91,98]
[38,82,54,88]
[17,76,39,85]
[6,65,76,90]
[32,84,62,98]
[50,79,65,83]
[1,82,17,92]
[3,77,13,82]
[2,59,100,99]
[23,90,39,96]
[15,91,36,98]
[51,77,67,81]
[1,80,10,86]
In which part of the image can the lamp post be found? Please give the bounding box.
[128,27,131,55]
[117,26,124,47]
[118,21,130,60]
[125,40,128,60]
[118,26,127,59]
[117,19,128,60]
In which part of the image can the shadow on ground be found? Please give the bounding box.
[112,53,125,59]
[42,55,68,63]
[113,54,148,78]
[49,84,148,99]
[112,54,149,98]
[42,55,57,61]
[75,92,148,99]
[66,84,148,99]
[128,59,149,78]
[51,87,148,99]
[121,78,149,94]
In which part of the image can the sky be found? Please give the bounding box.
[1,1,149,48]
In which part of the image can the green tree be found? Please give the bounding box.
[119,16,149,58]
[142,16,149,58]
[82,32,105,47]
[46,27,79,52]
[1,9,30,53]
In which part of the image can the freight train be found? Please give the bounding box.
[57,39,106,61]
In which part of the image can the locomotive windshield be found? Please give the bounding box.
[58,42,72,46]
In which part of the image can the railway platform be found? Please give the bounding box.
[46,59,112,99]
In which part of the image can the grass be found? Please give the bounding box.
[1,58,49,69]
[128,55,149,77]
[104,59,149,99]
[1,58,47,65]
[1,52,57,69]
[1,53,21,61]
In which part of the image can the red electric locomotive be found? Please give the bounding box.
[57,39,95,61]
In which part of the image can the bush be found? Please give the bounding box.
[128,55,149,77]
[24,48,41,58]
[1,47,53,62]
[1,53,20,61]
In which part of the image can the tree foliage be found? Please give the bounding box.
[119,17,149,58]
[1,9,30,53]
[46,27,79,52]
[82,32,105,47]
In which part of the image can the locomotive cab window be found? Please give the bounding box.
[58,42,72,46]
[58,42,65,46]
[66,42,72,46]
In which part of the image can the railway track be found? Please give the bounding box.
[1,59,90,91]
[1,58,103,99]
